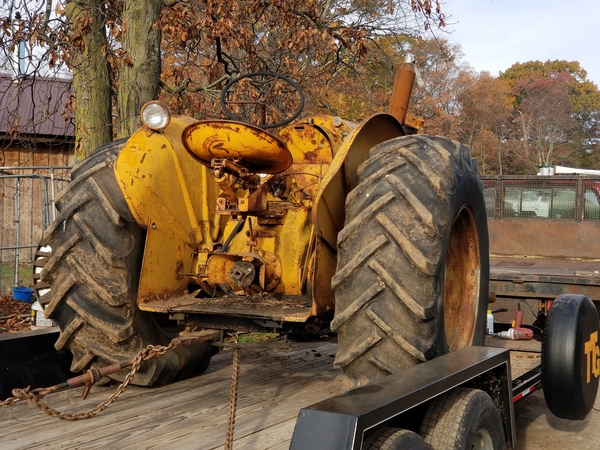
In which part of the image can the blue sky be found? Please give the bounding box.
[442,0,600,87]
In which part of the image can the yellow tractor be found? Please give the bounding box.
[36,58,489,388]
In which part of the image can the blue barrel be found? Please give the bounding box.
[12,287,35,303]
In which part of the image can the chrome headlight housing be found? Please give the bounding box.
[140,101,171,130]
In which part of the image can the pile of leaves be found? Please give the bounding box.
[0,294,32,333]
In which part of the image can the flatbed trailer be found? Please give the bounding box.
[490,256,600,302]
[1,295,598,449]
[483,175,600,317]
[291,293,600,449]
[291,346,517,449]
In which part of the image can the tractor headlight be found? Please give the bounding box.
[140,101,171,130]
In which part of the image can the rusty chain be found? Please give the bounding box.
[0,342,178,420]
[2,334,288,450]
[225,346,241,450]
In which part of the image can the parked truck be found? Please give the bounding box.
[483,174,600,323]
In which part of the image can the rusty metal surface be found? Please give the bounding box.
[488,219,600,260]
[139,292,312,323]
[182,120,292,174]
[444,204,482,351]
[388,61,415,125]
[279,119,336,165]
[490,256,600,300]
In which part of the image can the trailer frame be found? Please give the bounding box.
[291,345,518,449]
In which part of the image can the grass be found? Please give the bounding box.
[237,332,280,343]
[0,262,34,294]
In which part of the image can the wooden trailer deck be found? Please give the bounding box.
[1,339,341,450]
[1,337,597,450]
[490,256,600,301]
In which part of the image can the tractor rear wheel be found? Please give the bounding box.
[332,135,488,388]
[37,141,213,386]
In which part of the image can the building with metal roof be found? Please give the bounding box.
[0,74,74,141]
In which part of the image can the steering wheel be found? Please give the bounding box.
[220,72,305,129]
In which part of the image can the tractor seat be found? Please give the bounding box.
[182,120,292,174]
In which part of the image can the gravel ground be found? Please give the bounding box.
[0,295,32,333]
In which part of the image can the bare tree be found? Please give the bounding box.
[65,0,112,160]
[1,0,445,159]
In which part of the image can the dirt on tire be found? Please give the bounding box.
[37,141,212,386]
[332,135,489,388]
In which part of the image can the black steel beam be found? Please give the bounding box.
[0,328,72,400]
[290,346,514,450]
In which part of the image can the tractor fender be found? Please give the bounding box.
[311,113,405,250]
[114,116,220,244]
[114,117,221,303]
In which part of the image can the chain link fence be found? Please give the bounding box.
[0,165,71,293]
[482,175,600,222]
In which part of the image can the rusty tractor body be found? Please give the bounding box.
[37,59,488,388]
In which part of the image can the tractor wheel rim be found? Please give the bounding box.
[444,204,480,350]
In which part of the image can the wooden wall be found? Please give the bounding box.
[0,141,73,275]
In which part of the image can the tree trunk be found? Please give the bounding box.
[117,0,163,139]
[66,0,113,162]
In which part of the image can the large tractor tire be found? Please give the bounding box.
[332,135,488,388]
[37,141,213,386]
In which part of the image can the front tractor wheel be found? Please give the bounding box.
[332,135,489,388]
[36,141,213,386]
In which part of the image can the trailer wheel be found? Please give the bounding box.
[36,141,213,386]
[363,427,427,450]
[542,293,600,420]
[420,387,504,450]
[332,135,488,388]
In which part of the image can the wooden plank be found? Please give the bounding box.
[0,339,342,450]
[0,144,73,267]
[0,338,555,450]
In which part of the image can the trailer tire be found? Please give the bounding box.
[542,293,600,420]
[332,135,488,388]
[36,141,213,386]
[363,427,427,450]
[420,387,504,450]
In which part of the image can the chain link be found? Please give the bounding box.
[225,346,241,450]
[0,342,178,420]
[1,335,294,450]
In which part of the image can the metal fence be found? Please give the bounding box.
[0,165,71,293]
[482,175,600,222]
